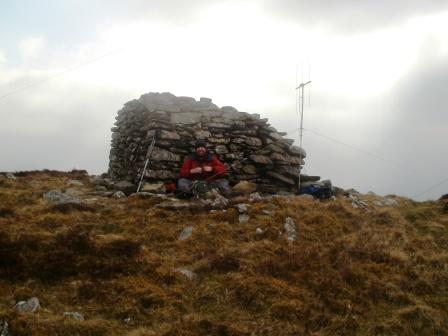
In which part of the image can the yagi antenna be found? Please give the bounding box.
[295,64,312,191]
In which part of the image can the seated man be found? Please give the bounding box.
[178,139,232,197]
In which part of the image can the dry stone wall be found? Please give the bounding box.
[109,92,307,193]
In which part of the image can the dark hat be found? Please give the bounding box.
[194,139,207,148]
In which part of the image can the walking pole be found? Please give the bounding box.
[136,136,156,193]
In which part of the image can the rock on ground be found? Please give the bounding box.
[15,297,40,313]
[63,312,85,321]
[178,226,194,240]
[43,190,80,205]
[284,217,297,242]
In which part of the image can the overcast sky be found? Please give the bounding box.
[1,0,447,200]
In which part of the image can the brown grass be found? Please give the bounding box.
[0,171,447,335]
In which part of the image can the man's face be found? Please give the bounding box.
[195,146,206,157]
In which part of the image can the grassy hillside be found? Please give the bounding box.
[0,171,447,335]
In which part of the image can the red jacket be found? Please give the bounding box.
[179,153,227,181]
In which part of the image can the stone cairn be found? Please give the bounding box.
[109,92,309,193]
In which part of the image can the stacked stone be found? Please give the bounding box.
[109,92,307,193]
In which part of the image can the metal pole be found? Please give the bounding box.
[296,81,311,191]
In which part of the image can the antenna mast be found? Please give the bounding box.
[296,78,311,191]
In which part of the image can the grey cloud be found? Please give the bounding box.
[392,55,448,125]
[0,81,132,174]
[260,0,448,32]
[377,49,448,199]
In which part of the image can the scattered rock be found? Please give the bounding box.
[348,194,369,209]
[239,214,250,223]
[67,179,84,186]
[255,228,263,235]
[91,177,114,188]
[232,181,257,194]
[284,217,297,242]
[140,182,165,193]
[5,173,16,180]
[383,198,398,206]
[95,185,108,192]
[202,190,229,209]
[15,297,40,313]
[175,268,197,280]
[112,191,127,199]
[63,312,85,321]
[235,203,248,213]
[178,226,194,240]
[0,319,10,336]
[249,192,263,202]
[262,209,272,215]
[43,190,80,204]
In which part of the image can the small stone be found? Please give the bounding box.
[249,192,263,202]
[255,228,263,235]
[239,214,250,223]
[15,297,40,313]
[235,203,248,213]
[195,130,212,139]
[284,217,297,242]
[140,182,166,193]
[242,165,257,175]
[178,226,194,240]
[43,190,80,204]
[151,147,181,162]
[5,173,16,180]
[249,155,273,165]
[200,97,212,103]
[215,145,228,154]
[67,179,84,186]
[208,190,229,208]
[245,137,262,147]
[175,268,196,280]
[233,181,257,194]
[221,106,238,113]
[160,130,181,140]
[95,185,108,192]
[63,312,85,321]
[383,198,398,206]
[91,177,114,187]
[112,191,126,199]
[0,319,11,336]
[262,209,272,215]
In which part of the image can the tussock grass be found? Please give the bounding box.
[0,171,447,335]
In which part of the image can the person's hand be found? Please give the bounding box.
[203,166,212,172]
[190,167,202,174]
